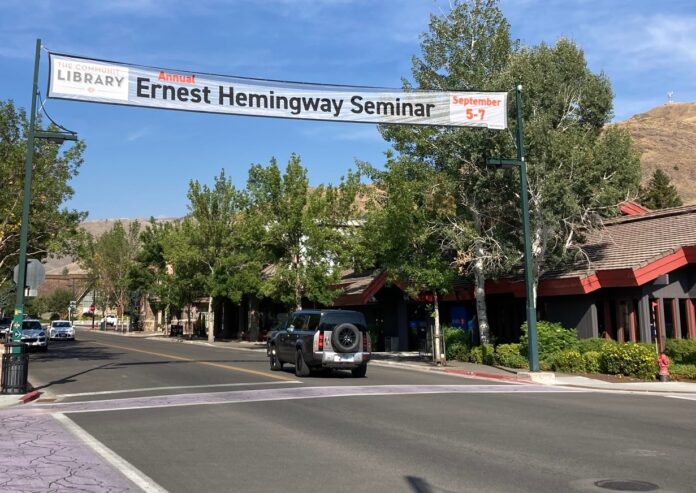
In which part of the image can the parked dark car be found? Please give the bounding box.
[0,317,12,340]
[266,309,371,377]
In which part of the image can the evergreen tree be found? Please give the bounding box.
[638,169,683,210]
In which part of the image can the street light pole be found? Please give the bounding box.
[485,85,539,371]
[9,39,42,351]
[515,85,540,372]
[2,39,78,395]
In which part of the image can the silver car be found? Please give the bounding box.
[20,319,48,352]
[49,320,75,340]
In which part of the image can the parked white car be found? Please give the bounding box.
[102,315,117,326]
[20,319,48,352]
[49,320,75,340]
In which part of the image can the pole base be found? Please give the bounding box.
[1,343,29,395]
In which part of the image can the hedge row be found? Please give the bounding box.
[443,322,696,381]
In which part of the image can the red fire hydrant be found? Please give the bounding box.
[658,351,670,382]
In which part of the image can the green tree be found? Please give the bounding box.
[508,40,641,291]
[380,0,521,343]
[126,219,177,329]
[80,221,141,323]
[360,156,455,362]
[171,170,262,342]
[638,169,683,210]
[0,100,86,298]
[47,288,72,317]
[247,154,360,311]
[382,0,641,328]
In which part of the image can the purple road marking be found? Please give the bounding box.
[29,384,587,415]
[0,411,139,492]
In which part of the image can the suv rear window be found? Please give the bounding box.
[320,312,366,331]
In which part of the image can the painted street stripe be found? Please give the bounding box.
[56,379,302,398]
[89,340,296,382]
[31,384,587,415]
[55,413,167,493]
[666,395,696,401]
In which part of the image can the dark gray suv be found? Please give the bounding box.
[267,309,371,378]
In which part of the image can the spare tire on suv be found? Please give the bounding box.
[331,323,360,353]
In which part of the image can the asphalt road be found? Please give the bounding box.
[17,330,696,493]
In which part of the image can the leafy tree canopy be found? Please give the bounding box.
[0,100,86,297]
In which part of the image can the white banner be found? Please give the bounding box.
[48,53,508,129]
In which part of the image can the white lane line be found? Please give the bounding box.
[44,384,587,415]
[56,380,301,398]
[54,412,168,493]
[666,395,696,401]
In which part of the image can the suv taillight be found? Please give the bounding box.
[362,332,368,351]
[318,332,324,350]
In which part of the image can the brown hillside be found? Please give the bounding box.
[44,218,177,275]
[616,102,696,205]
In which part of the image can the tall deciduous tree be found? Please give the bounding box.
[508,40,641,296]
[359,156,455,362]
[0,100,86,298]
[247,154,359,311]
[382,1,641,337]
[638,169,683,210]
[380,0,518,343]
[172,170,262,342]
[81,221,141,323]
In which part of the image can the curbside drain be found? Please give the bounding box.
[594,480,659,491]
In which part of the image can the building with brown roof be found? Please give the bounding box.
[327,204,696,349]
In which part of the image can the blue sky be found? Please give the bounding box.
[2,0,695,220]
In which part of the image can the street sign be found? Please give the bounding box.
[89,304,96,314]
[13,259,46,290]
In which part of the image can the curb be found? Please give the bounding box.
[369,359,529,383]
[20,389,41,404]
[443,368,532,382]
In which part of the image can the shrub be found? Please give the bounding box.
[669,364,696,380]
[664,339,696,365]
[600,342,657,380]
[576,338,616,354]
[520,321,579,362]
[495,343,528,369]
[444,327,473,361]
[447,343,470,362]
[550,349,585,373]
[469,343,495,365]
[582,351,602,373]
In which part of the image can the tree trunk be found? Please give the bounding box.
[473,241,491,345]
[248,295,260,341]
[432,291,444,365]
[207,295,214,343]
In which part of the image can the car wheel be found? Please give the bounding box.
[270,348,283,371]
[331,323,360,353]
[295,349,310,377]
[351,364,367,378]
